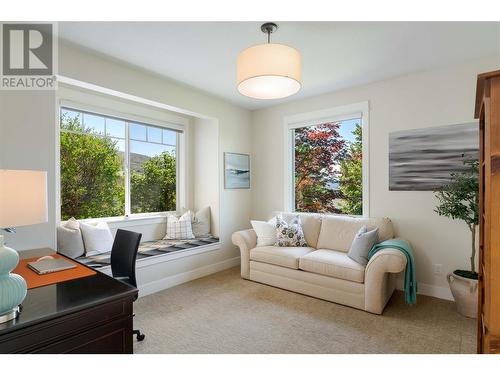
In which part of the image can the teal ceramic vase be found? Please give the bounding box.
[0,235,27,317]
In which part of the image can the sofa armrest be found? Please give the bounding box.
[364,247,407,314]
[231,229,257,279]
[365,248,407,276]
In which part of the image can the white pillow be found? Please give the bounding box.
[65,217,80,230]
[164,212,195,240]
[80,221,114,255]
[57,217,85,258]
[251,217,277,247]
[183,206,211,238]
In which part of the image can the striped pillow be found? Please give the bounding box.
[164,212,195,240]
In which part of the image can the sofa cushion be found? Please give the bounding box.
[280,212,322,248]
[316,216,394,252]
[299,249,365,283]
[250,246,314,269]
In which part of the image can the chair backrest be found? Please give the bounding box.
[111,229,142,288]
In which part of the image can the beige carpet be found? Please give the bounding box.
[133,267,476,354]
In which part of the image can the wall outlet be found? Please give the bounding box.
[434,264,443,276]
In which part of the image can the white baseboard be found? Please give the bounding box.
[416,282,454,301]
[396,282,453,301]
[138,256,240,297]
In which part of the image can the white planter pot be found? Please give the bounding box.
[447,272,478,318]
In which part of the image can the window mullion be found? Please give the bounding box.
[124,122,131,216]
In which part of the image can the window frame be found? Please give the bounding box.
[283,101,370,217]
[58,105,183,221]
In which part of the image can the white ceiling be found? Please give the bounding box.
[59,22,500,110]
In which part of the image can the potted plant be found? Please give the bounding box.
[434,158,479,318]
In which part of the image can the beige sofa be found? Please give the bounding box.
[232,213,408,314]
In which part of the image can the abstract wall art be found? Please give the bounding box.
[389,122,479,191]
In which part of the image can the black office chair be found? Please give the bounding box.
[110,229,145,341]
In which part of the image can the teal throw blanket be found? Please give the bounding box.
[368,239,417,305]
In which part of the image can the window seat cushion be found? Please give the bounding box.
[75,235,220,269]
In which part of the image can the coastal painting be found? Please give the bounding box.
[389,122,479,191]
[224,152,250,189]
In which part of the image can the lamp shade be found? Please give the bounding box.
[237,43,301,99]
[0,170,48,228]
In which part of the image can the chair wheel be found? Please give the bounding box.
[136,333,145,341]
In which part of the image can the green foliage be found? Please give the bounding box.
[339,124,363,215]
[434,159,479,227]
[294,123,346,213]
[60,112,177,220]
[434,158,479,274]
[131,152,176,213]
[60,113,125,220]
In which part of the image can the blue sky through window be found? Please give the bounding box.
[106,118,125,138]
[83,113,105,134]
[337,118,360,144]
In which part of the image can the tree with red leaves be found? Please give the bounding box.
[294,122,347,213]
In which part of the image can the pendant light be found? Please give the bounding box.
[237,23,301,100]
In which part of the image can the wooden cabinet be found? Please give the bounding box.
[476,70,500,354]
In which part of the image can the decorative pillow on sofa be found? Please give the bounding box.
[251,217,277,247]
[275,216,308,247]
[164,212,195,240]
[80,221,114,255]
[57,217,86,258]
[347,226,379,266]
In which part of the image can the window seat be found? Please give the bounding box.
[77,235,220,270]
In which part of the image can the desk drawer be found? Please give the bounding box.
[31,316,133,354]
[0,296,134,354]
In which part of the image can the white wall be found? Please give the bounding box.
[0,91,57,250]
[193,118,220,236]
[251,56,499,298]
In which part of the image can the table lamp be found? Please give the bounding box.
[0,169,48,323]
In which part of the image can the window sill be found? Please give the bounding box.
[61,213,172,228]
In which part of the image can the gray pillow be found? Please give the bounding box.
[347,226,379,266]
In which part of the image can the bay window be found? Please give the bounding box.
[59,107,179,221]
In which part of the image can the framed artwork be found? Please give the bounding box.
[224,152,250,189]
[389,122,479,191]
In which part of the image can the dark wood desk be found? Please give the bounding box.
[0,249,137,354]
